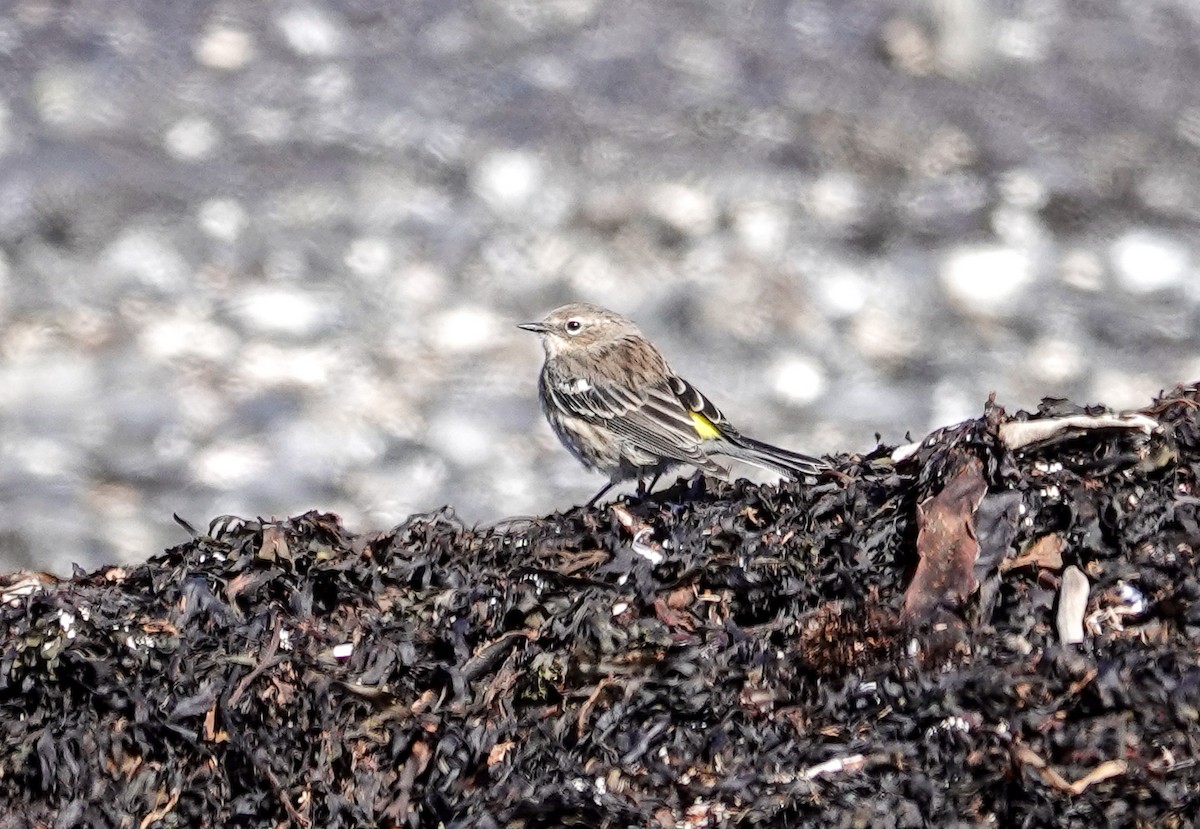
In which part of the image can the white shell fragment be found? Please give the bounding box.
[999,413,1159,451]
[1057,565,1090,645]
[631,528,665,566]
[802,754,867,780]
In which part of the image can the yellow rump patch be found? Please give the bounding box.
[689,411,722,440]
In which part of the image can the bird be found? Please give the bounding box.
[518,302,829,504]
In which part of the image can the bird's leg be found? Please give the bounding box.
[586,480,617,508]
[644,471,663,494]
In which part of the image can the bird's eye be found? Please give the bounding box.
[565,319,583,334]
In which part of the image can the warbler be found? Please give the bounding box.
[519,302,829,503]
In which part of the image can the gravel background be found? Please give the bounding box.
[1,0,1199,572]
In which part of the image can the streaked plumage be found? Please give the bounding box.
[519,303,828,503]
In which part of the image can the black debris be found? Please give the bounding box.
[3,385,1200,828]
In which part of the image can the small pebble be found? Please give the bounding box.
[194,24,256,70]
[940,245,1034,316]
[474,151,544,213]
[1056,565,1089,645]
[1110,230,1189,294]
[277,6,345,57]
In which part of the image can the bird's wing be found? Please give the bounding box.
[668,375,828,477]
[542,364,715,465]
[546,356,827,479]
[664,374,736,440]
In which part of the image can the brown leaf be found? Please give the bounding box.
[1014,744,1127,794]
[903,456,988,623]
[1004,533,1066,572]
[652,597,696,631]
[487,741,516,767]
[258,524,290,562]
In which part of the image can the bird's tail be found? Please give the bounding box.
[721,434,829,479]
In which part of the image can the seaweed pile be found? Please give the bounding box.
[2,386,1199,828]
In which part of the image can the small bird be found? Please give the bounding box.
[519,302,828,504]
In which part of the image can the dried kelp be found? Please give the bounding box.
[3,386,1200,828]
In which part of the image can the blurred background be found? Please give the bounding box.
[1,0,1198,572]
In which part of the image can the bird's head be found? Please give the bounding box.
[518,303,640,356]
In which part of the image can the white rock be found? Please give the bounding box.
[102,228,189,289]
[429,305,501,354]
[850,307,919,364]
[389,262,448,306]
[731,201,789,257]
[1056,565,1089,645]
[939,245,1034,316]
[228,287,332,337]
[645,183,718,237]
[490,0,599,31]
[1110,230,1190,294]
[815,267,869,319]
[662,34,738,82]
[164,116,220,161]
[34,67,84,129]
[807,172,863,228]
[995,18,1047,62]
[192,440,270,488]
[141,313,238,363]
[243,106,292,144]
[277,6,345,57]
[237,343,340,387]
[197,198,248,242]
[344,237,393,278]
[194,24,256,70]
[522,55,575,91]
[1058,248,1105,292]
[992,205,1044,248]
[9,436,77,478]
[768,354,827,406]
[997,168,1047,209]
[473,150,544,213]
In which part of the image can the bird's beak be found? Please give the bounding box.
[517,321,549,333]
